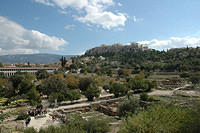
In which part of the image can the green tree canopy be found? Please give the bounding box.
[65,90,81,102]
[36,69,50,80]
[0,62,3,67]
[41,75,68,95]
[27,87,41,105]
[79,77,94,91]
[66,73,79,89]
[83,83,100,101]
[189,73,200,84]
[117,96,140,117]
[109,82,129,97]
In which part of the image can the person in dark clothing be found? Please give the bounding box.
[25,117,31,127]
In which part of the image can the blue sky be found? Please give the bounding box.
[0,0,200,55]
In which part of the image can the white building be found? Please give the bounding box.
[0,67,56,76]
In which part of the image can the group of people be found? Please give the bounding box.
[25,106,47,127]
[28,108,47,117]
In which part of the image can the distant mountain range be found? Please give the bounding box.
[0,54,75,64]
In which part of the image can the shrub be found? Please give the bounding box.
[65,90,81,102]
[15,113,29,120]
[83,118,110,133]
[140,93,149,101]
[119,104,200,133]
[189,74,200,84]
[24,127,38,133]
[109,82,129,97]
[27,88,41,106]
[0,114,5,122]
[37,115,109,133]
[118,96,140,117]
[180,72,190,78]
[82,83,100,101]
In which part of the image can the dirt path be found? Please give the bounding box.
[28,113,61,130]
[148,84,192,96]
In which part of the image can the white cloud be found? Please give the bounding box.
[34,0,54,6]
[64,24,75,30]
[0,16,67,55]
[34,0,127,29]
[133,16,143,22]
[52,0,88,9]
[58,10,68,15]
[139,37,200,50]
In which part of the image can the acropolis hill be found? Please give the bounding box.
[85,43,149,56]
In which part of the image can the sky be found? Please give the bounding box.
[0,0,200,55]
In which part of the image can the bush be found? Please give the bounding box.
[189,74,200,84]
[140,93,149,101]
[0,114,5,122]
[119,104,200,133]
[118,96,140,117]
[180,72,190,78]
[36,115,109,133]
[65,90,81,102]
[83,118,110,133]
[15,113,29,120]
[109,82,129,97]
[24,127,38,133]
[27,88,41,105]
[83,83,100,101]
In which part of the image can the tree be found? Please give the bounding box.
[180,72,190,78]
[148,80,158,89]
[27,87,41,105]
[140,93,149,101]
[0,81,15,98]
[117,96,140,117]
[0,62,3,67]
[48,93,65,103]
[66,73,79,89]
[60,56,67,67]
[83,83,100,101]
[189,74,200,84]
[0,78,7,89]
[17,79,35,95]
[41,75,68,95]
[9,73,36,95]
[0,72,4,78]
[65,90,81,102]
[9,74,24,89]
[24,73,36,81]
[36,70,50,80]
[79,77,94,91]
[48,93,58,103]
[109,82,129,97]
[128,78,156,93]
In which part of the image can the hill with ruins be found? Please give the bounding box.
[85,43,149,56]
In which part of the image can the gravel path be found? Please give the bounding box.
[148,84,192,96]
[28,113,61,130]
